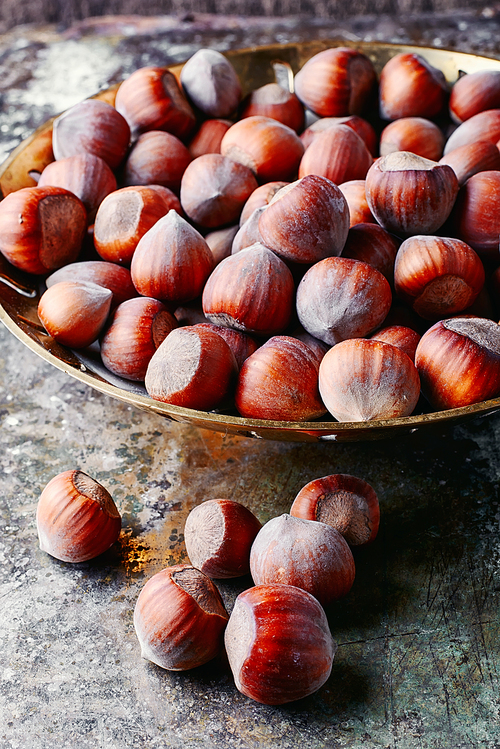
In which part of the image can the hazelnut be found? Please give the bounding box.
[184,498,262,578]
[449,70,500,123]
[38,281,112,349]
[378,53,448,121]
[239,82,305,133]
[123,130,192,193]
[188,118,232,159]
[46,260,137,309]
[36,470,121,563]
[225,583,336,705]
[180,48,242,118]
[298,123,373,185]
[341,222,399,282]
[438,140,500,185]
[369,325,421,362]
[338,180,376,227]
[379,117,445,161]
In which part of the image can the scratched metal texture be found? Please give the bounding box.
[0,12,499,749]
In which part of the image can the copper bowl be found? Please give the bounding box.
[1,40,500,442]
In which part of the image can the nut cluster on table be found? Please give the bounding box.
[2,45,500,424]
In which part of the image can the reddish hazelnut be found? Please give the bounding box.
[439,140,500,185]
[0,186,87,275]
[184,498,262,578]
[415,316,500,409]
[130,210,214,305]
[231,206,265,253]
[300,115,377,156]
[38,281,112,348]
[443,108,500,154]
[290,474,380,546]
[318,338,421,421]
[220,115,304,182]
[379,117,445,161]
[225,583,336,705]
[123,130,192,193]
[258,175,350,264]
[342,222,399,282]
[179,154,258,228]
[449,70,500,123]
[36,470,121,563]
[115,66,196,141]
[338,180,376,227]
[180,48,242,118]
[201,242,295,337]
[292,327,330,367]
[250,513,355,606]
[37,153,116,222]
[369,325,421,362]
[296,256,392,346]
[145,325,237,410]
[239,181,289,225]
[52,99,130,170]
[294,47,377,118]
[448,170,500,263]
[378,53,448,121]
[235,336,327,421]
[394,235,485,319]
[298,123,373,185]
[134,564,229,671]
[239,82,305,133]
[93,185,181,266]
[188,118,232,158]
[46,260,137,309]
[365,151,459,238]
[100,297,178,381]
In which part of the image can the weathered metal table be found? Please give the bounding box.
[0,10,500,748]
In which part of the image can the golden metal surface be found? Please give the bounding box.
[1,40,500,442]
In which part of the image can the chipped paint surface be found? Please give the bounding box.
[0,13,500,748]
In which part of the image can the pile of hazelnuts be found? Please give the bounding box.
[2,45,500,422]
[36,467,380,705]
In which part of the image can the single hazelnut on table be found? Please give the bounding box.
[36,470,121,563]
[239,82,305,133]
[449,71,500,123]
[250,513,355,606]
[378,52,448,121]
[393,235,485,320]
[294,47,377,118]
[184,498,262,578]
[300,114,377,156]
[93,185,181,267]
[415,316,500,409]
[298,123,373,185]
[338,180,376,227]
[341,222,399,282]
[0,185,87,275]
[180,48,242,118]
[179,153,258,229]
[100,297,178,382]
[123,130,192,193]
[201,242,295,337]
[134,564,229,671]
[379,117,445,162]
[220,115,304,182]
[365,151,459,238]
[369,325,421,362]
[318,338,421,422]
[130,210,214,305]
[37,153,117,223]
[258,175,350,265]
[235,336,327,422]
[438,140,500,186]
[225,583,336,705]
[114,66,196,141]
[46,260,137,309]
[443,108,500,155]
[290,474,380,547]
[296,256,392,346]
[38,281,113,349]
[52,98,131,170]
[145,325,237,411]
